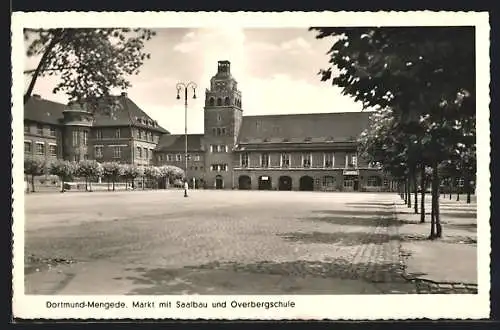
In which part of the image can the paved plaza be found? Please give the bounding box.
[23,190,478,295]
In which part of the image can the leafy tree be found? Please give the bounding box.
[24,28,156,108]
[101,162,124,191]
[75,160,102,192]
[120,164,142,190]
[24,156,47,193]
[48,159,76,192]
[144,166,161,190]
[157,165,185,189]
[311,26,475,239]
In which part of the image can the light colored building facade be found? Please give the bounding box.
[155,60,389,191]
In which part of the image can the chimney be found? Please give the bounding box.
[32,94,41,99]
[121,92,128,97]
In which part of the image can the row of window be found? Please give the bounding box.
[211,127,227,136]
[25,123,57,137]
[240,153,358,169]
[210,144,229,153]
[311,176,385,187]
[24,141,57,156]
[210,164,228,172]
[158,154,202,162]
[207,97,241,108]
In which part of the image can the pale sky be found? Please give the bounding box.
[24,28,367,134]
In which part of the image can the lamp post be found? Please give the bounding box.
[176,81,197,197]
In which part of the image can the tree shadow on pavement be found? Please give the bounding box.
[313,209,394,216]
[122,258,414,295]
[302,215,400,227]
[344,202,395,208]
[446,223,477,233]
[278,231,399,246]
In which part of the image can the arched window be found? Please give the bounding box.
[217,98,222,106]
[224,97,230,105]
[209,97,215,106]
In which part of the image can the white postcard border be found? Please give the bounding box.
[11,11,491,320]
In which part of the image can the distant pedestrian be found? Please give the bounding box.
[184,180,189,197]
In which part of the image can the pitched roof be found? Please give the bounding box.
[237,112,372,144]
[23,95,169,134]
[92,95,168,133]
[24,96,67,125]
[155,134,204,152]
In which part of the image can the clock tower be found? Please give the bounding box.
[203,60,243,189]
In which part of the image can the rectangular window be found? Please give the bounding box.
[35,142,45,155]
[36,124,43,135]
[158,155,163,162]
[221,127,226,135]
[113,146,121,158]
[137,146,142,158]
[145,148,149,160]
[351,155,358,168]
[211,164,218,172]
[217,128,221,136]
[149,149,153,159]
[95,146,103,158]
[49,144,57,156]
[148,132,152,141]
[194,155,201,161]
[49,127,56,137]
[176,154,182,161]
[212,127,217,136]
[221,164,228,171]
[302,153,312,168]
[261,153,269,168]
[241,153,249,168]
[72,130,79,146]
[24,141,31,153]
[24,123,29,133]
[83,131,88,146]
[281,153,290,168]
[167,154,174,161]
[83,154,89,160]
[73,155,79,162]
[115,128,121,138]
[224,145,229,153]
[324,153,334,168]
[96,129,103,139]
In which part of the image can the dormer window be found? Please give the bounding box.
[304,137,312,142]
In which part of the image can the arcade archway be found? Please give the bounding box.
[238,175,252,190]
[299,176,314,191]
[278,176,292,191]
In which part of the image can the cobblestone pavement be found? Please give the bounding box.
[23,190,476,295]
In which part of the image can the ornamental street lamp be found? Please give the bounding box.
[176,81,197,197]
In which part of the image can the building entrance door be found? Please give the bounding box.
[258,176,272,190]
[278,176,292,190]
[215,175,224,189]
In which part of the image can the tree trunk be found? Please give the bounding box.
[449,178,452,199]
[142,177,145,190]
[89,179,92,192]
[456,190,460,201]
[31,175,36,192]
[24,30,64,104]
[107,178,110,191]
[60,176,65,192]
[420,166,426,223]
[407,176,412,209]
[465,174,472,204]
[413,167,418,213]
[112,179,115,191]
[432,162,442,238]
[403,181,408,204]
